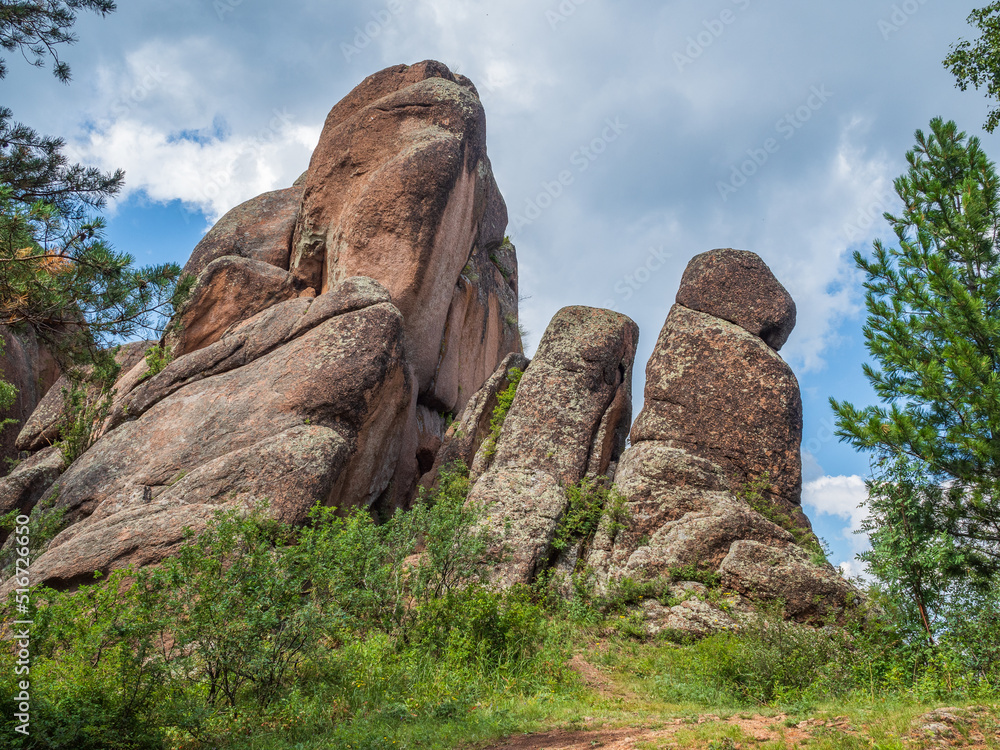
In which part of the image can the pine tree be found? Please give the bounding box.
[0,0,187,445]
[0,1,124,219]
[832,118,1000,596]
[0,187,190,371]
[945,3,1000,133]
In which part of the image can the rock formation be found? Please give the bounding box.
[1,60,520,586]
[586,249,854,624]
[460,306,638,586]
[0,326,60,475]
[18,277,411,589]
[165,59,520,507]
[1,61,854,632]
[15,340,151,454]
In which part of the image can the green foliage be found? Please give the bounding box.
[740,472,825,561]
[0,3,184,384]
[0,568,169,750]
[0,0,116,84]
[0,337,19,437]
[665,564,723,588]
[0,489,68,582]
[142,344,172,379]
[0,190,188,372]
[946,3,1000,133]
[409,585,545,672]
[483,366,523,459]
[0,1,122,219]
[152,509,322,710]
[647,607,856,708]
[552,477,631,551]
[831,119,1000,652]
[54,361,119,465]
[0,462,565,748]
[634,599,996,709]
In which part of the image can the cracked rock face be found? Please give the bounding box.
[586,249,854,623]
[1,326,60,474]
[290,60,519,415]
[13,278,412,590]
[465,306,638,586]
[630,303,804,521]
[164,60,520,509]
[675,247,797,351]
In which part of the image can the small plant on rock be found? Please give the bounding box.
[482,367,523,460]
[740,472,826,562]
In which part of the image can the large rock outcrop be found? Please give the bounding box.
[0,326,60,475]
[290,60,518,412]
[161,60,519,507]
[16,278,412,589]
[464,306,638,586]
[3,60,521,588]
[587,249,853,623]
[15,340,152,454]
[2,61,853,633]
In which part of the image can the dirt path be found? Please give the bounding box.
[478,660,996,750]
[480,714,823,750]
[482,709,998,750]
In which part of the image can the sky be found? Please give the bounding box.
[5,0,995,576]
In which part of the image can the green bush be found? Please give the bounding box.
[0,569,168,749]
[141,344,172,380]
[552,478,630,551]
[0,461,567,748]
[650,605,855,707]
[482,367,523,459]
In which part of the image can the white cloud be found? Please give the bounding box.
[803,474,870,554]
[71,114,320,224]
[837,558,872,584]
[712,115,896,373]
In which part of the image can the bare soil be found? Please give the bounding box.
[476,658,997,750]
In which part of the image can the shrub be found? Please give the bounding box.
[482,367,523,459]
[0,468,563,748]
[145,507,324,710]
[552,477,631,552]
[651,604,855,707]
[141,344,172,379]
[0,569,168,750]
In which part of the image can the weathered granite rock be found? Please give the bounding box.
[635,583,750,638]
[586,250,854,625]
[168,256,300,356]
[719,540,854,621]
[0,446,63,544]
[291,60,518,412]
[16,278,413,588]
[15,341,152,453]
[675,248,797,351]
[1,326,60,474]
[183,185,304,277]
[631,303,805,522]
[132,61,520,511]
[467,306,638,586]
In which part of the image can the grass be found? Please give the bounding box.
[227,627,998,749]
[3,474,998,750]
[5,595,998,749]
